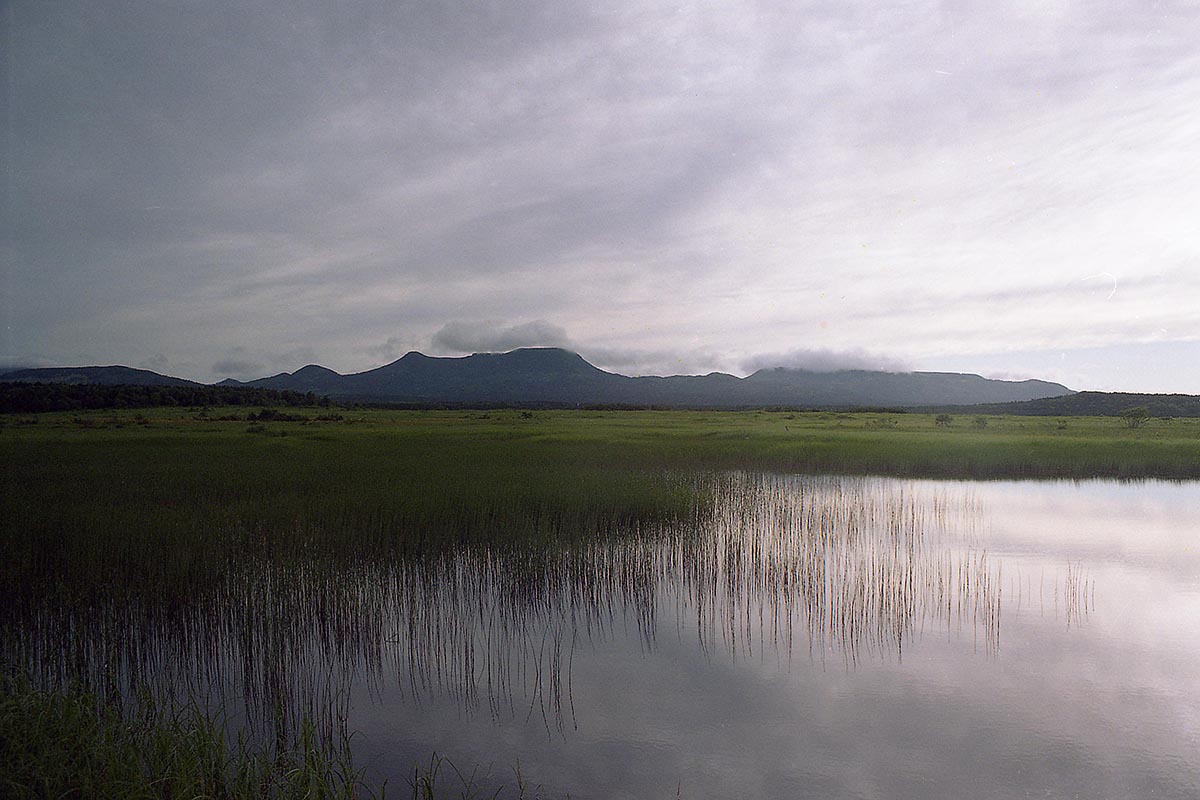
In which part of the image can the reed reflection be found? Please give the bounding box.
[2,474,1094,740]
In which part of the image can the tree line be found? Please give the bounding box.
[923,391,1200,418]
[0,382,333,413]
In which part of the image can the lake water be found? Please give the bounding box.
[343,476,1200,798]
[14,475,1200,798]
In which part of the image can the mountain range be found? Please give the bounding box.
[0,365,202,387]
[2,348,1074,408]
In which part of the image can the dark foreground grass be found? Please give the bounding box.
[0,677,371,800]
[1,676,558,799]
[1,676,549,800]
[1,410,708,606]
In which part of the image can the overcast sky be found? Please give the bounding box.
[4,1,1199,391]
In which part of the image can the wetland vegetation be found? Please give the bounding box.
[2,407,1197,797]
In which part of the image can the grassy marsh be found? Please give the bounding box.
[5,405,1200,482]
[0,407,1174,795]
[0,407,1176,702]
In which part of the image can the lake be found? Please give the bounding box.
[11,474,1200,798]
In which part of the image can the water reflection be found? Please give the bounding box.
[686,474,1008,666]
[2,473,1094,742]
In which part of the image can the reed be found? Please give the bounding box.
[408,753,543,800]
[1,408,1116,796]
[4,470,1029,735]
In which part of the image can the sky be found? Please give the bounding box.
[4,1,1199,392]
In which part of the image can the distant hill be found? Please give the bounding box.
[1,349,1079,408]
[737,367,1068,408]
[222,364,342,394]
[0,365,200,387]
[932,391,1200,418]
[225,347,1074,407]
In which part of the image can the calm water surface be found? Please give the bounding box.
[349,476,1200,799]
[14,475,1200,798]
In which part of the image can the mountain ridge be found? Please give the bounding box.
[4,348,1074,408]
[0,365,202,387]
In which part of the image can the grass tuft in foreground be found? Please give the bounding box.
[0,676,374,800]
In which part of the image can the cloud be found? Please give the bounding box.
[211,359,262,377]
[426,322,726,377]
[431,320,573,354]
[141,353,171,372]
[975,370,1046,383]
[363,336,414,363]
[740,348,911,375]
[0,356,48,373]
[7,1,1200,390]
[211,346,315,379]
[579,345,733,378]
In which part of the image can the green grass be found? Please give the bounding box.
[6,405,1197,478]
[3,405,1195,628]
[3,408,1197,585]
[3,406,1198,797]
[0,677,371,799]
[1,673,558,799]
[1,409,711,604]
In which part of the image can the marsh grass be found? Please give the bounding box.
[5,465,1026,735]
[0,676,372,799]
[0,408,1125,795]
[1,414,713,752]
[7,406,1200,480]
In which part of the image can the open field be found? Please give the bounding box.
[5,405,1200,483]
[3,407,1198,593]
